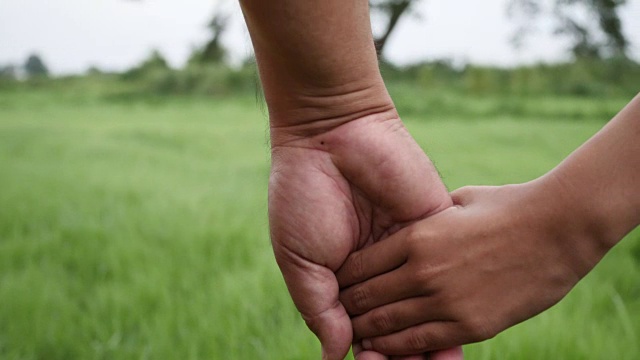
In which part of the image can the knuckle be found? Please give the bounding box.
[404,225,435,257]
[406,329,430,352]
[465,316,497,342]
[451,185,476,205]
[452,185,475,196]
[349,286,370,314]
[370,310,394,334]
[404,226,423,249]
[348,252,365,281]
[412,267,436,294]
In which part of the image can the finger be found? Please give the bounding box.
[275,249,353,360]
[363,322,466,356]
[388,349,461,360]
[354,344,430,360]
[336,232,408,289]
[428,347,464,360]
[450,186,474,206]
[340,265,417,316]
[355,350,390,360]
[353,343,388,360]
[310,300,352,360]
[450,185,497,207]
[351,296,441,340]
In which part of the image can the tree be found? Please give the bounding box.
[588,0,627,55]
[122,49,170,80]
[127,0,230,65]
[24,54,49,77]
[200,12,229,63]
[140,49,170,70]
[508,0,629,59]
[189,6,230,65]
[370,0,423,57]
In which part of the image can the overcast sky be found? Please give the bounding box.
[1,0,639,74]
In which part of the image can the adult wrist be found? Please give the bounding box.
[268,81,398,148]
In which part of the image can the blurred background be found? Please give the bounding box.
[1,0,639,359]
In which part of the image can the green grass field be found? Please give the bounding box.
[1,89,639,359]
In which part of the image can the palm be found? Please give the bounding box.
[269,116,456,360]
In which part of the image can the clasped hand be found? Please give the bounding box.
[336,183,586,355]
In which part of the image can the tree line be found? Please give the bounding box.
[121,0,633,66]
[196,0,631,63]
[1,0,633,78]
[1,0,636,99]
[0,54,49,80]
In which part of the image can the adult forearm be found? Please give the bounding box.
[240,3,454,359]
[239,0,395,132]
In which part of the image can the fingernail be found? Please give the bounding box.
[362,339,372,350]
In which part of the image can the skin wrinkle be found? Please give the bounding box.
[302,299,347,331]
[272,202,354,269]
[293,78,388,98]
[264,77,390,113]
[334,152,421,250]
[270,103,398,141]
[281,102,396,130]
[350,186,376,250]
[271,121,419,251]
[278,85,386,110]
[338,159,418,246]
[274,145,367,254]
[329,117,447,219]
[273,114,439,250]
[273,236,322,274]
[319,164,364,251]
[269,163,352,263]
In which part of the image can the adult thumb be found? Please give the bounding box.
[276,253,353,359]
[303,301,352,360]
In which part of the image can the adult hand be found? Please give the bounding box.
[336,180,608,356]
[269,111,460,360]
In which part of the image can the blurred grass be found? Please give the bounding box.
[0,86,639,359]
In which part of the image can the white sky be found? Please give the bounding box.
[1,0,639,74]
